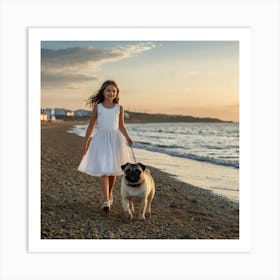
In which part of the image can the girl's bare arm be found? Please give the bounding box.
[119,106,133,145]
[82,106,97,155]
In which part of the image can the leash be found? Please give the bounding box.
[129,144,137,163]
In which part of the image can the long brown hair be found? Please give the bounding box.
[86,80,120,107]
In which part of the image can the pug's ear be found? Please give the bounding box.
[121,163,130,171]
[138,163,146,171]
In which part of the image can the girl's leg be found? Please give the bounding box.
[101,175,110,202]
[108,176,116,201]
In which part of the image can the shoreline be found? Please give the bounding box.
[41,122,239,239]
[132,148,239,202]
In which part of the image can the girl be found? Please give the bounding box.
[78,80,133,212]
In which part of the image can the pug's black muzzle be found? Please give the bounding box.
[125,172,141,187]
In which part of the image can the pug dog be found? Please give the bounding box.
[121,162,155,220]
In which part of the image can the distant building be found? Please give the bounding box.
[41,108,92,119]
[42,108,52,120]
[54,108,68,116]
[40,111,49,121]
[67,111,74,117]
[74,109,91,117]
[51,109,56,122]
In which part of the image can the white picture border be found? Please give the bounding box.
[1,1,279,279]
[28,27,252,253]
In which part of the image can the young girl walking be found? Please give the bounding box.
[78,80,133,212]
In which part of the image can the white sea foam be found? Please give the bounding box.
[131,148,239,202]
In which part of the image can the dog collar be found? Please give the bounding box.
[127,183,141,188]
[127,179,145,188]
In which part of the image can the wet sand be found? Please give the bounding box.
[41,122,239,239]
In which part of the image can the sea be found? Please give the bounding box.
[68,122,239,202]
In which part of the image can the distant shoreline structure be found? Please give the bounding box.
[41,108,235,123]
[124,111,233,123]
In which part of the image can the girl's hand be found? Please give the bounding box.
[82,141,89,155]
[126,137,134,146]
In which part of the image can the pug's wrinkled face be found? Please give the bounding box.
[121,163,146,186]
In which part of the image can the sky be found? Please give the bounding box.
[41,41,239,122]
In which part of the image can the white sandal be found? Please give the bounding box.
[109,198,113,206]
[102,201,110,212]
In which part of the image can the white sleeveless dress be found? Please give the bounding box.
[78,103,132,176]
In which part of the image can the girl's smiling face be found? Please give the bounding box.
[103,85,118,102]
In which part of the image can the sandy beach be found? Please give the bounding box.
[41,122,239,239]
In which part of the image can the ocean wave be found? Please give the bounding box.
[134,142,239,169]
[137,141,185,150]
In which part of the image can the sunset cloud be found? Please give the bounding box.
[41,42,156,88]
[41,71,98,89]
